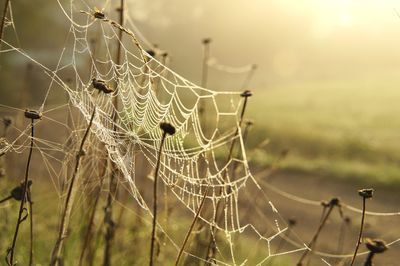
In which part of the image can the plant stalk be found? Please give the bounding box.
[7,118,34,266]
[50,107,96,265]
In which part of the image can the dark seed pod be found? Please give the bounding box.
[244,119,254,127]
[288,218,297,227]
[93,11,106,19]
[202,38,212,45]
[365,239,388,254]
[160,122,176,136]
[344,216,351,224]
[24,110,42,120]
[10,180,32,201]
[240,90,252,98]
[92,78,113,94]
[329,197,340,207]
[161,52,168,58]
[146,50,156,58]
[358,188,374,198]
[3,117,12,128]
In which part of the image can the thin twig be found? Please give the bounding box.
[50,107,96,266]
[350,189,373,266]
[102,2,124,265]
[175,185,210,266]
[296,198,340,265]
[7,117,35,266]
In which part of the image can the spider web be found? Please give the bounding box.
[3,1,400,265]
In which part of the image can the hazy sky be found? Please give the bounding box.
[7,0,400,91]
[125,0,400,88]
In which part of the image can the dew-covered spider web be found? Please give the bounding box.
[1,0,400,265]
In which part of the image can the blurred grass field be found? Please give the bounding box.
[247,77,400,185]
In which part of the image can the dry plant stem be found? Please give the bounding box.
[175,185,210,266]
[78,175,105,266]
[297,204,334,265]
[0,0,10,50]
[50,107,96,266]
[102,3,124,266]
[7,118,34,266]
[205,93,250,261]
[350,197,366,266]
[149,132,167,266]
[27,188,33,266]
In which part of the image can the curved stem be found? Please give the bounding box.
[7,118,34,266]
[350,197,366,266]
[149,132,166,266]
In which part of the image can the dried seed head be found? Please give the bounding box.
[93,10,106,19]
[146,50,156,58]
[24,110,42,120]
[329,197,341,207]
[3,117,12,128]
[288,218,297,227]
[240,90,252,98]
[92,78,113,94]
[10,180,32,201]
[244,119,254,127]
[160,122,176,136]
[365,239,388,254]
[358,188,374,198]
[202,38,212,45]
[78,148,86,157]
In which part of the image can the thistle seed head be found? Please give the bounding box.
[24,110,42,120]
[160,122,176,136]
[358,188,374,199]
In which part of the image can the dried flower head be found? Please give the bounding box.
[365,239,388,254]
[358,188,374,199]
[11,180,33,201]
[92,78,113,94]
[146,50,156,58]
[288,218,297,227]
[202,38,212,44]
[244,119,254,127]
[329,197,341,207]
[240,90,252,98]
[24,110,42,120]
[3,117,12,128]
[93,8,106,19]
[160,122,176,136]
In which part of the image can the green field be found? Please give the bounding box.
[247,78,400,185]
